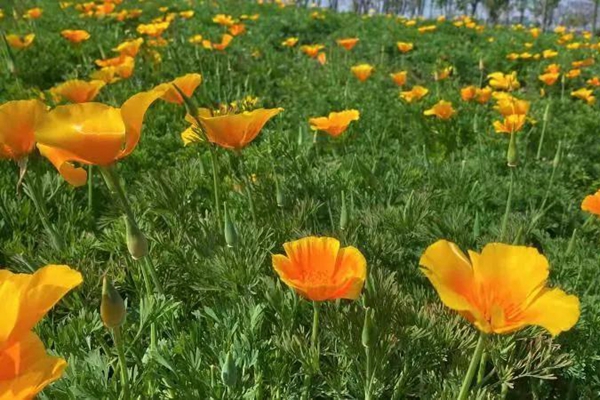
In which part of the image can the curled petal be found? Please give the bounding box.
[37,144,87,187]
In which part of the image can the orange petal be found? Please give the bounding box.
[520,288,580,336]
[0,100,46,160]
[37,144,88,187]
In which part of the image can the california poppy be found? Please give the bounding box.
[60,29,90,43]
[228,23,246,36]
[420,240,580,335]
[309,110,360,137]
[50,80,106,103]
[396,41,413,53]
[281,37,299,47]
[35,88,166,186]
[390,71,407,86]
[5,34,35,50]
[494,97,530,117]
[301,44,325,58]
[336,38,359,51]
[571,88,596,105]
[400,85,429,103]
[582,190,600,215]
[272,236,367,301]
[0,100,47,161]
[539,72,560,86]
[212,14,235,27]
[156,73,202,105]
[424,100,456,120]
[493,114,526,134]
[351,64,374,82]
[488,72,520,91]
[112,38,144,57]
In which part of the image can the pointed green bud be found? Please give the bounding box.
[101,276,126,329]
[125,217,148,260]
[361,308,374,348]
[172,83,200,120]
[339,190,348,231]
[507,132,518,167]
[223,202,237,248]
[275,177,284,208]
[221,350,238,388]
[543,102,551,123]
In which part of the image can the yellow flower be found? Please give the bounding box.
[336,38,359,51]
[309,110,360,137]
[5,34,35,50]
[113,38,144,57]
[50,80,106,103]
[390,71,407,86]
[35,88,166,186]
[24,7,42,19]
[400,85,429,103]
[212,13,235,27]
[420,240,580,335]
[488,71,520,91]
[179,10,194,19]
[493,114,527,134]
[351,64,374,82]
[494,98,530,116]
[539,72,560,86]
[582,190,600,216]
[423,100,456,120]
[418,25,436,33]
[571,88,596,105]
[0,265,83,398]
[396,41,414,53]
[0,100,47,161]
[272,237,367,301]
[566,69,581,79]
[545,63,561,73]
[282,37,299,47]
[435,66,452,81]
[136,21,170,37]
[60,29,90,44]
[155,73,203,105]
[300,44,325,58]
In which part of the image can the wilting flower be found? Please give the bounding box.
[212,13,235,27]
[60,29,90,43]
[336,38,359,51]
[488,72,520,91]
[113,38,144,57]
[182,107,283,149]
[50,80,105,103]
[493,114,527,134]
[0,265,82,398]
[282,37,299,47]
[272,236,367,301]
[582,190,600,215]
[539,72,560,86]
[351,64,374,82]
[0,100,46,161]
[424,100,456,120]
[571,88,595,104]
[420,240,580,335]
[156,73,202,104]
[390,71,407,86]
[300,44,325,58]
[5,34,35,49]
[400,85,429,103]
[35,88,166,186]
[309,110,360,137]
[396,41,414,53]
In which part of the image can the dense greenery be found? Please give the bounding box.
[2,1,600,398]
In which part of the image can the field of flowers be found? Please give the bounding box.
[3,0,600,399]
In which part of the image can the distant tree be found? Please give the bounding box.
[483,0,510,23]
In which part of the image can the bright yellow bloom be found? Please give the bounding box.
[418,25,436,33]
[0,100,46,161]
[212,13,235,27]
[60,29,90,43]
[5,34,35,50]
[351,64,374,82]
[50,80,105,103]
[545,63,561,74]
[396,41,414,53]
[113,38,144,57]
[35,88,166,186]
[565,69,581,79]
[542,49,558,59]
[539,72,560,86]
[136,21,170,37]
[336,38,359,51]
[493,114,526,134]
[400,85,429,103]
[282,37,299,47]
[179,10,194,19]
[272,237,367,302]
[155,73,202,105]
[309,110,360,137]
[495,98,530,116]
[0,265,82,398]
[189,35,204,45]
[488,72,520,91]
[183,107,283,149]
[571,88,596,105]
[530,27,541,38]
[420,240,580,335]
[390,71,407,86]
[300,44,325,58]
[423,100,456,120]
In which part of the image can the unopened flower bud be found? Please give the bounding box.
[507,132,518,167]
[361,308,374,348]
[221,350,238,388]
[223,202,237,247]
[101,276,126,329]
[125,217,148,260]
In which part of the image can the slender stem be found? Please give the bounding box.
[365,345,373,400]
[113,326,131,400]
[100,166,135,222]
[237,152,257,226]
[209,147,222,228]
[536,102,551,160]
[500,169,515,242]
[23,174,64,251]
[477,350,488,384]
[311,301,320,350]
[457,333,486,400]
[144,256,163,294]
[88,165,94,212]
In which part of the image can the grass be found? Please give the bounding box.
[2,1,600,398]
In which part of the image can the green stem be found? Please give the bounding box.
[365,345,373,400]
[144,256,163,294]
[477,350,488,384]
[500,169,515,242]
[99,166,135,222]
[457,333,486,400]
[311,301,320,350]
[23,174,64,252]
[536,102,551,160]
[237,152,257,226]
[209,147,222,228]
[88,165,94,212]
[113,326,131,400]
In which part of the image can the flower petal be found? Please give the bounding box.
[37,144,88,187]
[520,288,580,336]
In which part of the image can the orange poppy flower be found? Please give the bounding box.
[461,86,477,102]
[272,236,367,301]
[336,38,359,51]
[351,64,374,82]
[50,80,106,103]
[400,85,429,103]
[582,190,600,215]
[281,37,299,47]
[494,97,530,116]
[113,38,144,57]
[434,66,452,81]
[587,77,600,87]
[542,49,558,59]
[5,34,35,50]
[0,100,47,161]
[488,72,520,91]
[35,88,166,186]
[317,51,327,65]
[493,114,527,134]
[309,110,360,137]
[396,41,414,53]
[204,34,233,51]
[565,69,581,79]
[424,100,456,120]
[24,7,42,19]
[420,240,580,335]
[228,23,246,36]
[390,71,407,86]
[183,107,283,150]
[539,72,560,86]
[300,44,325,58]
[571,88,596,104]
[212,13,235,27]
[475,87,493,104]
[156,73,202,104]
[60,29,90,43]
